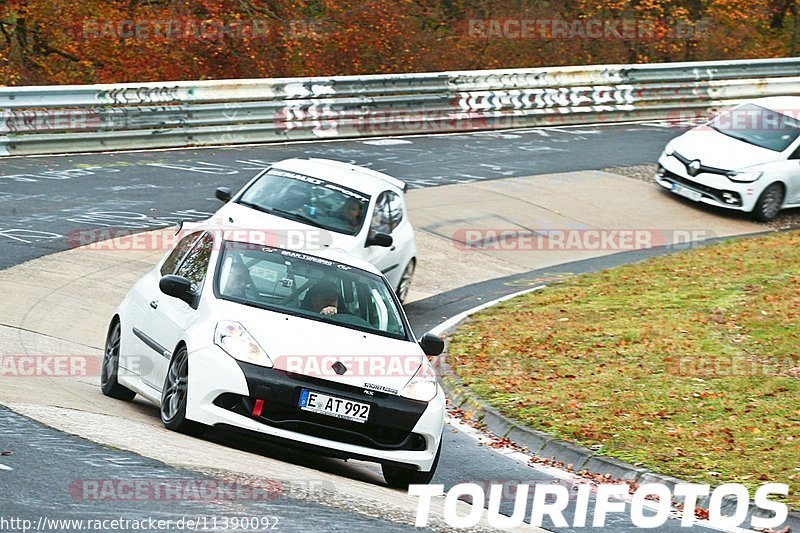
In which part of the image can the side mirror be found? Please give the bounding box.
[365,232,393,248]
[215,187,232,203]
[159,275,197,307]
[418,333,445,356]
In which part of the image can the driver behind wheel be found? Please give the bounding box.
[301,280,340,316]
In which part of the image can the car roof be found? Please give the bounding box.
[745,96,800,115]
[187,223,384,277]
[269,158,407,197]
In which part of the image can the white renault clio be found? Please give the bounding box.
[211,158,418,302]
[656,97,800,221]
[100,225,445,488]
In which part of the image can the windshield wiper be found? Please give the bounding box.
[710,126,769,150]
[237,201,329,229]
[237,200,274,215]
[270,208,328,229]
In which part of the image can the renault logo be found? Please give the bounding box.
[688,160,701,176]
[332,361,347,375]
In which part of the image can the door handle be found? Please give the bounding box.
[390,246,396,251]
[150,300,159,309]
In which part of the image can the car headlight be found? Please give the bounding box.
[214,321,272,367]
[399,361,438,402]
[729,171,763,183]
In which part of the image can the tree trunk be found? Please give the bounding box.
[791,1,799,55]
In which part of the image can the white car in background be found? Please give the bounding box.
[656,97,800,221]
[212,158,418,302]
[101,226,446,488]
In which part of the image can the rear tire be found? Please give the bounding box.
[100,319,136,401]
[382,437,441,489]
[752,183,784,222]
[160,346,206,436]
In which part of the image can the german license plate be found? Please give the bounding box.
[298,389,370,423]
[671,183,702,202]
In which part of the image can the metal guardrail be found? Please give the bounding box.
[1,58,799,157]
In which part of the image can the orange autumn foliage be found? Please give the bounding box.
[0,0,797,86]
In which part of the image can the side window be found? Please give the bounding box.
[789,143,800,160]
[176,233,214,289]
[370,192,392,235]
[160,231,202,276]
[386,191,403,232]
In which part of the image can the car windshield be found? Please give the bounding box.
[709,103,800,152]
[236,169,370,236]
[215,241,408,340]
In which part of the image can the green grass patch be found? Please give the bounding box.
[448,231,800,508]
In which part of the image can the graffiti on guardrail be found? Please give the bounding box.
[2,109,101,134]
[97,86,182,105]
[2,58,798,156]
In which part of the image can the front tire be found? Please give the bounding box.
[160,346,206,436]
[752,183,784,222]
[100,319,136,401]
[396,259,416,304]
[382,437,441,489]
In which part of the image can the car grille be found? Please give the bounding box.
[672,151,733,178]
[215,361,430,452]
[658,165,742,207]
[214,393,427,451]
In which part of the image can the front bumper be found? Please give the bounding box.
[185,344,445,471]
[655,154,759,212]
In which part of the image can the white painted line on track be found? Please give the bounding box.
[0,463,12,470]
[429,285,545,337]
[448,416,753,533]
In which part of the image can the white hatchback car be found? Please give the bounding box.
[212,158,418,302]
[656,97,800,221]
[100,225,445,488]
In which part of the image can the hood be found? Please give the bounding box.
[218,302,424,395]
[209,202,359,254]
[669,126,778,171]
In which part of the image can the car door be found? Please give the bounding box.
[786,141,800,204]
[128,230,202,383]
[140,231,214,391]
[384,189,414,288]
[361,191,401,281]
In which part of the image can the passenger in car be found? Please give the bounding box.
[301,280,340,316]
[339,197,363,231]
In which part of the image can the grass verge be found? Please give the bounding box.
[447,230,800,508]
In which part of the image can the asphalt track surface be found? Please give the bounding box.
[0,124,739,532]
